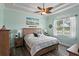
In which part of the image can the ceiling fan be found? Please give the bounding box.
[35,3,53,15]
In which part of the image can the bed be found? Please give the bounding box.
[22,28,59,56]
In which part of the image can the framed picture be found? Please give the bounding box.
[26,17,39,27]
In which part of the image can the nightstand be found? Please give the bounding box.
[14,37,23,47]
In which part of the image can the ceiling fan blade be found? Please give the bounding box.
[34,11,41,13]
[35,4,53,15]
[37,6,42,10]
[47,7,53,10]
[47,12,52,13]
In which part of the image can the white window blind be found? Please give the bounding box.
[53,16,76,38]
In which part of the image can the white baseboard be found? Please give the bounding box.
[59,42,70,47]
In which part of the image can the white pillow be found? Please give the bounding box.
[38,33,45,37]
[35,29,43,34]
[25,34,34,39]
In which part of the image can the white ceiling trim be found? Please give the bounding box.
[52,4,70,12]
[13,3,64,12]
[13,3,37,12]
[52,4,79,15]
[4,3,79,16]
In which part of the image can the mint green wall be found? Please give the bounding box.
[0,4,4,27]
[46,5,79,46]
[45,16,54,36]
[4,8,46,29]
[3,7,46,47]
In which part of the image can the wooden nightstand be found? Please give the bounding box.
[14,37,23,47]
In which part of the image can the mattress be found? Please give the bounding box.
[24,34,59,56]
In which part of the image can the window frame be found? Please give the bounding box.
[53,16,76,38]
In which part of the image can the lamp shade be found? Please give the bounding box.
[17,29,22,37]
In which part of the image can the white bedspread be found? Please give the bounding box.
[24,34,59,56]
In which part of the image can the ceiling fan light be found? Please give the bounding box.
[42,12,47,15]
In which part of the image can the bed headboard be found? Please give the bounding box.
[22,28,41,36]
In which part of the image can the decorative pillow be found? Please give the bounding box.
[33,32,38,37]
[38,33,45,37]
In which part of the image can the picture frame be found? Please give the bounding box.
[26,17,39,27]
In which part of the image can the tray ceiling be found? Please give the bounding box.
[4,3,78,15]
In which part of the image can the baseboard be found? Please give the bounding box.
[59,42,70,48]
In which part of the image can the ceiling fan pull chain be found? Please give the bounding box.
[43,3,45,9]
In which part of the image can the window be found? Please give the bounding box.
[53,16,76,38]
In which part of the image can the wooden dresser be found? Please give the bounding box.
[0,30,10,56]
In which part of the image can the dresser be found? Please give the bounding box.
[0,30,10,56]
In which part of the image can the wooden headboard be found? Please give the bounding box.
[22,28,41,36]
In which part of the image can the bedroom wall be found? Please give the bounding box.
[4,8,46,30]
[3,7,47,47]
[46,5,79,46]
[0,4,4,28]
